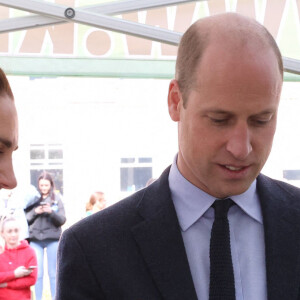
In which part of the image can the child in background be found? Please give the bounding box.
[0,217,37,300]
[85,191,106,216]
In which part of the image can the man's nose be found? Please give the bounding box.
[226,123,252,160]
[1,159,17,190]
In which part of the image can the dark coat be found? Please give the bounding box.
[26,193,66,241]
[56,167,300,300]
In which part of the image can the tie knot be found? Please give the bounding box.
[213,198,234,219]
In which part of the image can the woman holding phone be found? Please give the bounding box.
[0,217,37,300]
[26,171,66,300]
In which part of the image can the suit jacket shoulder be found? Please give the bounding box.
[257,173,300,300]
[57,166,197,300]
[257,173,300,210]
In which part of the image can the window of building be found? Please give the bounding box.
[120,157,153,192]
[30,144,64,194]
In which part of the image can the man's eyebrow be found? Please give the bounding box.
[205,109,275,115]
[253,110,275,115]
[0,137,12,148]
[204,109,232,115]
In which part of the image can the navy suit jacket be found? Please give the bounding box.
[56,167,300,299]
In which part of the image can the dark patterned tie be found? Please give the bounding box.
[209,198,235,300]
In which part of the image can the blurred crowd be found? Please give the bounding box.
[0,171,67,300]
[0,171,154,300]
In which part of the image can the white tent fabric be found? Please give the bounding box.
[0,0,299,75]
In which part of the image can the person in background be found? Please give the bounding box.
[145,177,156,187]
[85,191,106,217]
[0,185,40,243]
[22,184,41,242]
[26,171,66,300]
[0,189,13,214]
[0,190,14,252]
[0,216,37,300]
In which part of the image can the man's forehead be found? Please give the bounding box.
[195,45,282,87]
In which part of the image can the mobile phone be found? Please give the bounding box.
[40,201,47,206]
[28,266,37,270]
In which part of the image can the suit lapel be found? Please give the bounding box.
[131,167,198,300]
[257,175,300,300]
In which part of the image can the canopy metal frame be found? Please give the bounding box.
[0,0,299,75]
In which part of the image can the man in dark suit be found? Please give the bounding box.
[56,13,300,300]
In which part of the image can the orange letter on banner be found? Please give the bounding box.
[0,6,9,53]
[162,3,196,56]
[123,12,152,56]
[146,7,170,55]
[236,0,256,19]
[207,0,226,16]
[86,30,111,56]
[263,0,287,39]
[297,0,300,22]
[124,5,195,57]
[20,0,74,54]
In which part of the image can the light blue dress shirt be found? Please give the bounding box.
[168,159,267,300]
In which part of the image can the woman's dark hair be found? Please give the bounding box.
[0,68,14,99]
[38,171,56,202]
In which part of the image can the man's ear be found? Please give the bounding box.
[168,79,182,122]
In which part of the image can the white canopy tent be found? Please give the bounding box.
[0,0,299,76]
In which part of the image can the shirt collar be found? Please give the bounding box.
[168,155,263,231]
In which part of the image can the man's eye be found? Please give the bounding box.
[252,118,272,126]
[256,120,269,124]
[210,118,228,124]
[250,114,273,126]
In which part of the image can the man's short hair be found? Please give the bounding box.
[175,13,283,107]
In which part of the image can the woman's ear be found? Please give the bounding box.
[168,79,182,122]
